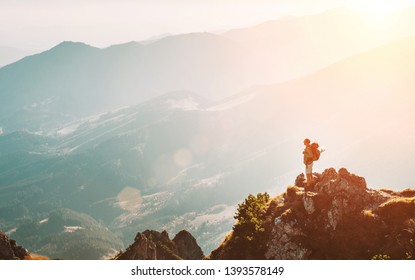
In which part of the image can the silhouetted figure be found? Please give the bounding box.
[303,138,314,190]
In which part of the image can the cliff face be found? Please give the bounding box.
[0,231,28,260]
[210,168,415,260]
[115,230,204,260]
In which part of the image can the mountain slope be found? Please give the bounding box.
[0,46,35,68]
[209,168,415,260]
[0,91,237,255]
[0,35,240,132]
[205,35,415,188]
[10,208,123,260]
[223,8,415,84]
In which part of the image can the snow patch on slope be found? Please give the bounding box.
[193,173,224,189]
[114,191,174,226]
[64,226,83,233]
[56,123,80,136]
[207,93,256,111]
[167,96,200,111]
[168,204,235,230]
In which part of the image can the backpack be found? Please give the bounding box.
[310,142,320,161]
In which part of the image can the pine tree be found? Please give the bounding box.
[233,192,270,242]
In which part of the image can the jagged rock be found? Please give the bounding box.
[0,232,14,260]
[303,192,317,215]
[266,168,381,259]
[265,219,311,260]
[130,232,158,260]
[173,230,205,260]
[266,168,415,259]
[294,173,320,191]
[116,229,204,260]
[0,231,28,260]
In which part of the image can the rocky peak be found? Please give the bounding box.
[292,167,386,230]
[0,231,28,260]
[210,168,415,260]
[115,229,204,260]
[173,230,205,260]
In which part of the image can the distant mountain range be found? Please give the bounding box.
[0,8,414,259]
[2,8,415,133]
[0,46,35,68]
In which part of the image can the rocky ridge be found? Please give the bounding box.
[210,168,415,260]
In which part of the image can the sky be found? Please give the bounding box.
[1,0,415,51]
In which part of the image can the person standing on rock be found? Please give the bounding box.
[303,138,314,189]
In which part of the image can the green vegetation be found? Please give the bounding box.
[372,254,391,260]
[11,208,123,260]
[372,249,414,260]
[233,192,270,242]
[209,192,270,259]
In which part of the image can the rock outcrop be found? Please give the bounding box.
[173,230,205,260]
[115,230,204,260]
[210,168,415,260]
[0,231,28,260]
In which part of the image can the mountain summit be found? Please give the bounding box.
[209,168,415,260]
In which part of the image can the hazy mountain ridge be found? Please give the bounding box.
[0,34,242,132]
[223,8,415,83]
[2,8,415,133]
[0,46,36,68]
[206,34,415,188]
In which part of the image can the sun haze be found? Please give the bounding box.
[2,0,415,50]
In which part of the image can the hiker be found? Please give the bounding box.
[303,138,314,189]
[303,138,323,190]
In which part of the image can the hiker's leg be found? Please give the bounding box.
[305,162,313,187]
[307,173,313,186]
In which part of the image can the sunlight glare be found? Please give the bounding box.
[354,0,403,18]
[350,0,405,32]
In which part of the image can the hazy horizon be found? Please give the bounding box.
[2,0,415,51]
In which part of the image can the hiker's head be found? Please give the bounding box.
[304,138,311,145]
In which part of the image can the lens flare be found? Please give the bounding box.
[174,148,193,168]
[117,187,142,212]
